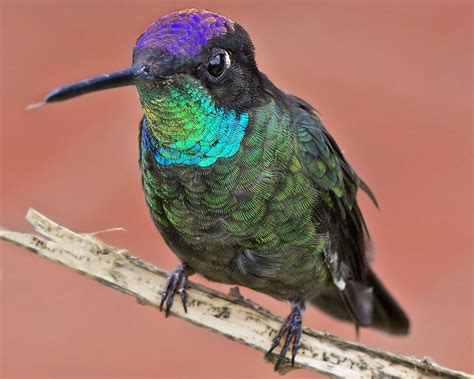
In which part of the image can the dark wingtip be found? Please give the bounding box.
[359,178,379,209]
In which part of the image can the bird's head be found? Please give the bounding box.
[132,9,262,111]
[41,9,265,166]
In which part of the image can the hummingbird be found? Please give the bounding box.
[39,9,409,370]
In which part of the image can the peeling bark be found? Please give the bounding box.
[0,209,471,378]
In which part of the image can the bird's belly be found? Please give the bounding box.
[141,148,328,300]
[148,186,328,300]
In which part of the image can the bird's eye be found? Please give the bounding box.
[207,50,231,79]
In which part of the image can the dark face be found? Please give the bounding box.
[39,9,266,171]
[132,23,265,111]
[42,9,266,113]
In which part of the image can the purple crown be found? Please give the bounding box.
[135,9,233,58]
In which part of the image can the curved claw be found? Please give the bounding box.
[265,299,304,371]
[160,263,192,316]
[178,275,188,313]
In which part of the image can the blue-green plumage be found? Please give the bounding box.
[139,76,249,167]
[43,8,409,370]
[140,94,328,301]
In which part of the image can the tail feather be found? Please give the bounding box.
[311,269,409,335]
[368,270,410,335]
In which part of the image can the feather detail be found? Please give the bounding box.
[232,249,282,278]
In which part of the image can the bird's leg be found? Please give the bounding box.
[266,299,305,371]
[160,263,194,317]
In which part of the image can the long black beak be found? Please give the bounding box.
[41,65,148,104]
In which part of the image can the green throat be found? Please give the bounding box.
[138,76,249,167]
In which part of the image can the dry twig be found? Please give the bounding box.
[0,209,471,378]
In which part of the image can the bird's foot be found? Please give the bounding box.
[160,263,193,317]
[266,299,305,371]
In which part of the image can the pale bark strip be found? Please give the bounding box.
[0,209,471,379]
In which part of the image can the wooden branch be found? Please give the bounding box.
[0,209,471,379]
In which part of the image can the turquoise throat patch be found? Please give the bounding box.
[139,77,249,167]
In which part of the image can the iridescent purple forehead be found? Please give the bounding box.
[135,9,234,58]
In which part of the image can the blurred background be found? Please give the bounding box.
[1,1,472,378]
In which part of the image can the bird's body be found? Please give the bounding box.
[139,81,328,301]
[43,8,409,369]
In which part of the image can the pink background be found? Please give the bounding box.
[1,1,472,377]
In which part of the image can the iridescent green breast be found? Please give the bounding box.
[140,96,328,298]
[138,75,248,167]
